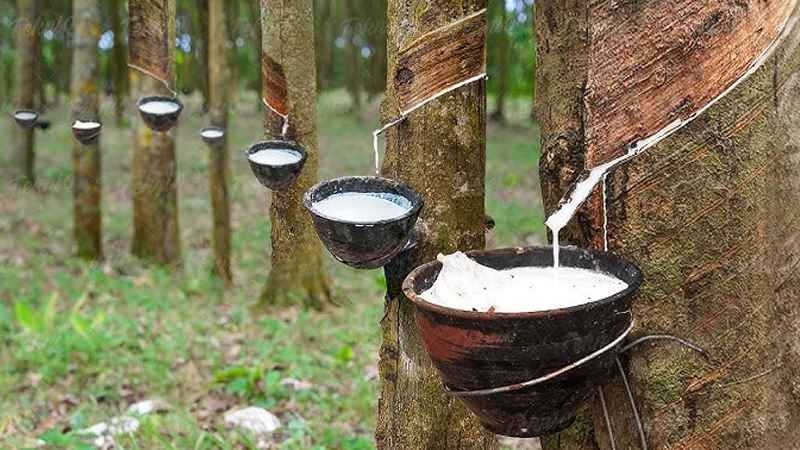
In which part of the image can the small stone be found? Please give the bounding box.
[224,407,281,436]
[80,416,140,449]
[128,398,170,416]
[280,378,313,391]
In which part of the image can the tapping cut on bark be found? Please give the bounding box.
[261,53,288,118]
[536,1,800,449]
[129,0,173,90]
[580,0,797,167]
[394,8,487,116]
[258,0,331,310]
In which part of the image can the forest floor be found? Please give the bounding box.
[0,90,543,450]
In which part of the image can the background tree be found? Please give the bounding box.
[11,0,39,185]
[342,0,362,112]
[489,0,509,123]
[376,1,497,449]
[109,0,128,125]
[129,0,182,267]
[536,2,800,449]
[207,0,232,284]
[258,0,331,309]
[71,0,103,260]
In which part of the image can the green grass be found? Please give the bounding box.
[0,90,542,449]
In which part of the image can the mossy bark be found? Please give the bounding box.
[537,2,800,449]
[11,0,39,186]
[110,0,128,126]
[130,0,182,267]
[257,0,331,310]
[375,2,497,449]
[207,0,232,285]
[71,0,103,261]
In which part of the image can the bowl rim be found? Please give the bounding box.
[13,109,39,118]
[402,245,643,320]
[245,140,308,167]
[72,119,103,130]
[137,95,184,114]
[200,125,225,136]
[303,175,424,226]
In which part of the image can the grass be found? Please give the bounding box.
[0,90,542,449]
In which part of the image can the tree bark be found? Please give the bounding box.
[130,0,182,267]
[364,0,387,98]
[207,0,232,285]
[343,0,362,112]
[313,0,332,91]
[490,0,508,123]
[375,2,497,449]
[71,0,103,261]
[197,0,210,111]
[12,0,39,186]
[110,0,128,126]
[225,0,240,106]
[537,2,800,449]
[258,0,331,309]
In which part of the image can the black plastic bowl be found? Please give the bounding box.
[403,246,642,437]
[304,176,424,269]
[72,120,102,145]
[246,140,308,190]
[137,96,183,132]
[13,110,39,129]
[200,126,225,146]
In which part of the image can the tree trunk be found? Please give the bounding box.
[71,0,103,261]
[12,0,38,186]
[313,0,332,91]
[343,0,362,112]
[490,0,508,123]
[529,1,537,123]
[246,0,262,98]
[375,2,497,449]
[130,0,182,267]
[536,2,800,449]
[258,0,331,309]
[225,0,240,106]
[110,0,128,126]
[364,0,387,98]
[207,0,232,285]
[193,0,210,111]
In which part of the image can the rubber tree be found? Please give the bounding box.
[258,0,331,309]
[11,0,39,185]
[489,0,509,123]
[109,0,128,125]
[207,0,232,284]
[536,1,800,449]
[342,0,362,112]
[71,0,103,260]
[376,1,497,449]
[129,0,182,267]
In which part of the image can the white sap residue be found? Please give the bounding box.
[201,129,224,139]
[139,100,180,115]
[15,111,37,121]
[420,252,628,313]
[73,120,100,130]
[248,149,301,166]
[312,192,411,223]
